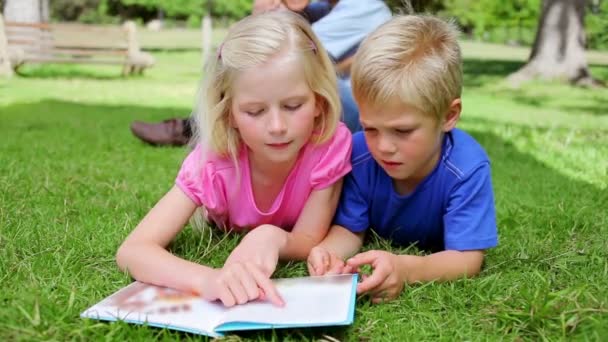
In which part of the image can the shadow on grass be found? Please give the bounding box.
[462,58,524,88]
[1,99,607,339]
[0,99,188,136]
[13,64,137,81]
[463,58,608,116]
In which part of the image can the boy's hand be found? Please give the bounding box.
[307,246,351,276]
[225,225,285,277]
[346,250,406,303]
[199,263,284,307]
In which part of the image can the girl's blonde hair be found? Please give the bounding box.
[191,10,341,167]
[352,15,462,121]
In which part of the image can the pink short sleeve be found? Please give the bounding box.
[309,123,353,190]
[175,145,227,213]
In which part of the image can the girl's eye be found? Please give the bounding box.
[245,109,263,116]
[284,104,302,111]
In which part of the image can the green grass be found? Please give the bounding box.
[1,42,607,341]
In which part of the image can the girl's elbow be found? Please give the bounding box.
[115,241,131,272]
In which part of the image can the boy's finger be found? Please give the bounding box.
[356,267,388,294]
[346,250,378,267]
[250,266,284,307]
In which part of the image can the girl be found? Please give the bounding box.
[116,10,352,308]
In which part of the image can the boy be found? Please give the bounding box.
[307,15,498,303]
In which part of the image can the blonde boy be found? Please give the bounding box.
[307,15,498,303]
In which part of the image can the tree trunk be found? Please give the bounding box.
[201,0,213,67]
[40,0,50,22]
[507,0,603,87]
[0,13,13,77]
[3,0,41,23]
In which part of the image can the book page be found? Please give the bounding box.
[217,274,355,328]
[81,274,356,335]
[80,282,227,337]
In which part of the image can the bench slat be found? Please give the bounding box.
[5,21,51,29]
[21,47,128,56]
[4,21,154,75]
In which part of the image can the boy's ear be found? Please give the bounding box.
[442,98,461,132]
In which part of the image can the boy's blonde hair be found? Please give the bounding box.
[192,10,340,166]
[352,15,462,121]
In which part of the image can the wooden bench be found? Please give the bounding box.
[0,15,154,76]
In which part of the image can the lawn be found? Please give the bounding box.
[1,39,607,341]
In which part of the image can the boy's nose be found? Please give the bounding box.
[377,134,396,154]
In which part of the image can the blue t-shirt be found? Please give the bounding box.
[334,129,498,252]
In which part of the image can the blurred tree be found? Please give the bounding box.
[507,0,604,87]
[120,0,250,20]
[442,0,540,42]
[384,0,444,13]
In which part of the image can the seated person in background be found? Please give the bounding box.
[307,14,499,303]
[130,0,391,146]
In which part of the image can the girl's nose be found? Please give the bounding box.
[268,109,287,135]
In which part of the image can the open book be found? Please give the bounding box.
[81,274,358,338]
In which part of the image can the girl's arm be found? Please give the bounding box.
[238,179,344,263]
[280,179,344,260]
[116,185,213,294]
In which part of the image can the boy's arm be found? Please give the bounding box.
[346,249,484,302]
[397,249,484,283]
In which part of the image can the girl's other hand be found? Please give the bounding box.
[199,262,284,307]
[307,246,350,276]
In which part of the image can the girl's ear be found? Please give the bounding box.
[228,113,237,128]
[442,98,461,132]
[314,95,325,118]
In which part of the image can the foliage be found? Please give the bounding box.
[120,0,250,20]
[586,0,608,50]
[440,0,541,43]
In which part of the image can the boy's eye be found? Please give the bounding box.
[363,128,378,134]
[284,104,302,111]
[395,128,413,135]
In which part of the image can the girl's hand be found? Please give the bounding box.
[225,224,286,277]
[307,246,350,276]
[200,263,284,307]
[346,250,406,303]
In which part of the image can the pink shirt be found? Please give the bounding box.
[176,123,352,231]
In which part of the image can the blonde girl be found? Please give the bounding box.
[116,10,352,308]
